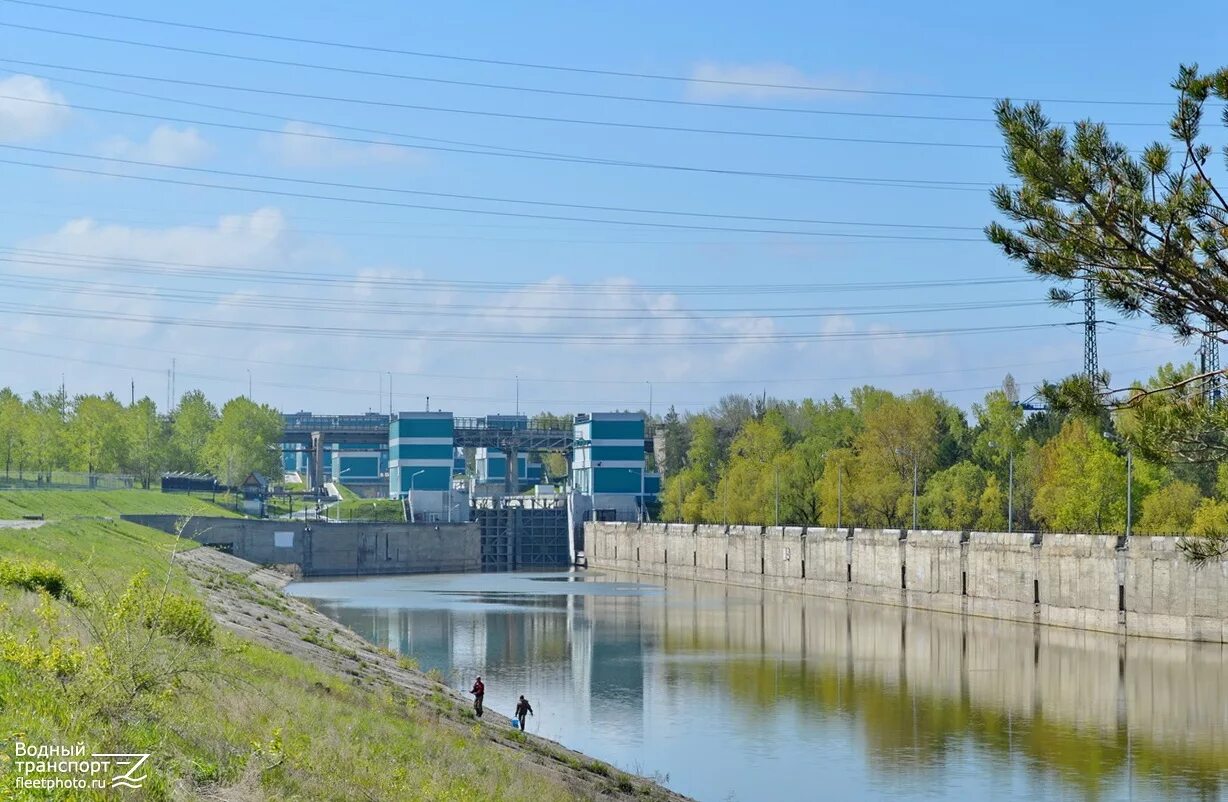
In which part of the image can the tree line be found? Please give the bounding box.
[0,388,284,488]
[654,373,1228,537]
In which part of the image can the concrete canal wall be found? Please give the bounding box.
[586,522,1228,642]
[125,515,480,577]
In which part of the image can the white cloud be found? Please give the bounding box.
[21,207,293,269]
[98,125,213,167]
[0,75,71,141]
[686,62,874,101]
[266,121,423,168]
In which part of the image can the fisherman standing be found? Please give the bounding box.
[470,676,485,717]
[514,695,533,731]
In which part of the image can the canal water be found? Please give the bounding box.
[286,570,1228,802]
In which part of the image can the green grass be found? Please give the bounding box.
[333,483,359,502]
[332,498,405,522]
[0,489,238,520]
[0,517,617,801]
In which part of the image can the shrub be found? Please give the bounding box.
[145,593,216,646]
[0,558,85,605]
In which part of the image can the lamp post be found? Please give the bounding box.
[334,467,351,522]
[1103,431,1133,537]
[409,469,424,522]
[911,450,919,530]
[836,466,842,529]
[774,463,780,528]
[1007,451,1015,533]
[1126,449,1133,537]
[990,441,1015,533]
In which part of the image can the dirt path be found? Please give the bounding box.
[176,547,691,801]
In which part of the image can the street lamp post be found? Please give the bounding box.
[334,468,351,522]
[1126,449,1133,537]
[911,452,919,530]
[1007,451,1015,533]
[409,469,425,522]
[1103,431,1133,537]
[774,463,780,528]
[836,467,842,529]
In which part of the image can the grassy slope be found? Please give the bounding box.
[333,498,405,522]
[330,483,404,521]
[333,483,359,502]
[0,489,238,519]
[0,512,669,801]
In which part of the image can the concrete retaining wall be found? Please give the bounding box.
[586,522,1228,642]
[125,515,480,577]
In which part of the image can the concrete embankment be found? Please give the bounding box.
[586,522,1228,642]
[175,544,691,801]
[125,515,479,577]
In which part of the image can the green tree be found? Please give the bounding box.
[987,65,1228,465]
[23,388,68,482]
[920,462,989,531]
[977,475,1008,531]
[68,394,128,479]
[1137,480,1200,534]
[715,413,789,525]
[659,406,688,477]
[527,412,574,478]
[170,390,219,473]
[708,394,756,459]
[0,388,24,478]
[125,397,167,489]
[1030,418,1158,532]
[971,379,1024,476]
[846,391,943,527]
[203,397,284,486]
[816,448,854,528]
[1182,465,1228,563]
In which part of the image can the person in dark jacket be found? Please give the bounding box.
[470,676,485,717]
[514,695,533,730]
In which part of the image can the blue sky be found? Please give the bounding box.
[0,0,1221,416]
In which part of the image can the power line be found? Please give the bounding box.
[0,21,1023,120]
[0,267,1048,321]
[5,332,1163,390]
[0,144,981,230]
[0,0,1188,108]
[0,155,990,241]
[0,340,1089,407]
[0,49,1003,148]
[0,245,1023,295]
[0,206,980,245]
[0,73,1000,190]
[0,300,1068,344]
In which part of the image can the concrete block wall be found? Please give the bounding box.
[585,521,1228,643]
[125,515,480,577]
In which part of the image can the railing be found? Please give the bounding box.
[0,471,140,490]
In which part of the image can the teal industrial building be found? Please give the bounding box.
[281,410,660,540]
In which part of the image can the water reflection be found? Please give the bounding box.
[288,571,1228,802]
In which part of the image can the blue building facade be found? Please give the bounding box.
[390,412,455,518]
[475,448,544,484]
[571,413,645,495]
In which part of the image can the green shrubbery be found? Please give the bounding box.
[0,557,84,605]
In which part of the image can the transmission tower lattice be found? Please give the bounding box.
[1200,320,1221,404]
[1083,277,1099,385]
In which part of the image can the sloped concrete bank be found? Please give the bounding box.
[177,545,690,801]
[586,522,1228,642]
